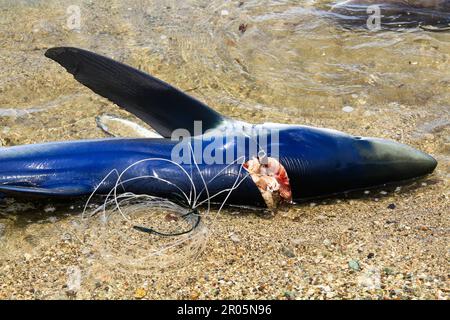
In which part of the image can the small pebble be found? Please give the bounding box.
[134,288,147,299]
[66,290,77,298]
[380,190,388,195]
[66,266,81,293]
[283,290,295,300]
[358,271,380,289]
[220,9,229,16]
[383,267,395,275]
[348,260,360,271]
[190,291,200,300]
[342,106,354,113]
[387,203,396,210]
[229,233,240,243]
[280,246,295,258]
[62,233,72,241]
[291,238,304,246]
[239,23,248,34]
[319,285,332,293]
[44,206,56,213]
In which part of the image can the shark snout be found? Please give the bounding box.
[279,127,438,200]
[357,137,437,182]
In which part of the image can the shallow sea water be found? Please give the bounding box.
[0,0,449,299]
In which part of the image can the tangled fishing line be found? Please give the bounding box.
[77,150,250,273]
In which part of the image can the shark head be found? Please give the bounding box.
[270,124,437,200]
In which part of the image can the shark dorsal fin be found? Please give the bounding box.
[45,47,225,138]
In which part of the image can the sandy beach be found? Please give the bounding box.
[0,0,448,299]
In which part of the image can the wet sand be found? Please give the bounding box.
[0,0,449,299]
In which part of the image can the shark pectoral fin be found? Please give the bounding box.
[45,47,226,138]
[95,113,162,138]
[0,184,90,198]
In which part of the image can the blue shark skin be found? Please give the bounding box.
[0,135,267,206]
[0,123,437,207]
[0,47,438,208]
